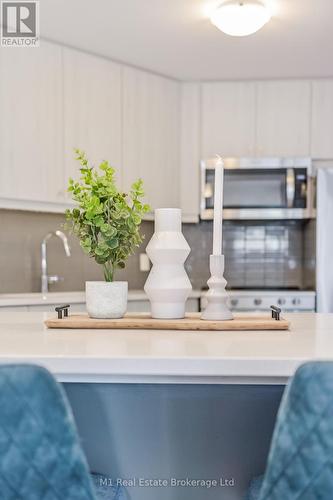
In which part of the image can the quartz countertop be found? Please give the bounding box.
[0,290,202,307]
[0,290,314,308]
[0,312,332,384]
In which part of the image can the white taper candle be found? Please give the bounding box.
[212,156,224,255]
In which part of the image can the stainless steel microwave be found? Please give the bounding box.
[200,157,316,220]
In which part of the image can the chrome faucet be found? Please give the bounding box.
[41,231,71,294]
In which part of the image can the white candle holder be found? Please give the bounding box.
[201,254,233,321]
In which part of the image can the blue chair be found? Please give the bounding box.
[0,364,125,500]
[246,361,333,500]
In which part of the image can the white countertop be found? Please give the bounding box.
[0,312,332,384]
[0,290,201,307]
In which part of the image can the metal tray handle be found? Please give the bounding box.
[270,305,282,321]
[55,304,70,319]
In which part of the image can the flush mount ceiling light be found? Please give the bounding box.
[210,1,271,37]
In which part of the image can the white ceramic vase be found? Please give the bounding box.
[86,281,128,319]
[144,208,192,319]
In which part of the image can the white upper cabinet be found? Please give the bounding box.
[256,81,311,157]
[2,38,332,219]
[122,67,180,212]
[180,83,200,222]
[201,82,256,158]
[0,42,63,208]
[311,80,333,159]
[63,48,122,195]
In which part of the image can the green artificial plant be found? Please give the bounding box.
[65,150,150,282]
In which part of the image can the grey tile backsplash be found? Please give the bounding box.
[0,209,316,293]
[222,221,304,289]
[184,219,315,291]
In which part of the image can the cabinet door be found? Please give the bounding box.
[180,83,200,221]
[63,48,122,196]
[256,81,311,157]
[201,82,256,158]
[122,67,180,211]
[0,42,63,204]
[311,80,333,158]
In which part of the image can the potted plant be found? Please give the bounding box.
[65,150,150,318]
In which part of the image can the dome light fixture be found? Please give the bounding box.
[210,1,271,37]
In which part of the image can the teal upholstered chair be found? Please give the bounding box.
[246,361,333,500]
[0,364,125,500]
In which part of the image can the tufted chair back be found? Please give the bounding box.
[0,364,97,500]
[258,362,333,500]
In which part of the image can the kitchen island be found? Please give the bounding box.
[1,311,332,500]
[0,311,332,384]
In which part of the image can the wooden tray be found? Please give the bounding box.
[45,312,289,331]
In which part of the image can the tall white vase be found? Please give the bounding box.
[144,208,192,319]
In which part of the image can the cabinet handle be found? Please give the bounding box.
[286,168,295,208]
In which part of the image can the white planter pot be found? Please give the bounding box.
[85,281,128,319]
[144,208,192,319]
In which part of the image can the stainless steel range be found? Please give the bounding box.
[201,290,316,313]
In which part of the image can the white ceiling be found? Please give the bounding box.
[41,0,333,81]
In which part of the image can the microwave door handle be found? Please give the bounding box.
[286,168,296,208]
